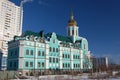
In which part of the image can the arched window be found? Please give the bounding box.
[72,30,74,35]
[38,62,40,67]
[38,51,41,56]
[30,50,33,55]
[26,50,29,55]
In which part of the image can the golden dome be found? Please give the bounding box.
[68,12,77,26]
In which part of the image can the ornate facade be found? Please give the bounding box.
[7,13,92,75]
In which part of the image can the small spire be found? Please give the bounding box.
[68,8,77,26]
[70,9,74,20]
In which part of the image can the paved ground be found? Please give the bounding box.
[27,74,120,80]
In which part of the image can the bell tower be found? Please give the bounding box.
[67,12,79,37]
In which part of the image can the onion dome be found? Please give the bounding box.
[68,12,77,26]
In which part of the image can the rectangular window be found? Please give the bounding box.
[66,64,67,68]
[30,62,33,67]
[78,64,80,67]
[49,47,52,52]
[53,58,55,63]
[68,54,70,58]
[10,51,12,56]
[49,57,51,62]
[76,55,77,59]
[63,63,64,68]
[10,62,12,67]
[76,64,77,68]
[42,62,44,67]
[65,54,67,58]
[63,54,64,58]
[74,64,75,68]
[56,58,58,63]
[56,48,58,52]
[53,48,55,52]
[15,50,17,56]
[26,50,29,55]
[38,51,41,56]
[25,62,28,67]
[68,64,70,67]
[42,51,44,56]
[30,50,33,55]
[14,62,16,67]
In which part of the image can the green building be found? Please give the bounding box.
[7,13,92,75]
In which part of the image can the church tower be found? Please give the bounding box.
[67,12,79,37]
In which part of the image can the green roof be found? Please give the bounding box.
[45,33,72,43]
[22,31,73,43]
[57,34,72,43]
[22,31,40,37]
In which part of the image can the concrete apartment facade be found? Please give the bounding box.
[0,0,23,70]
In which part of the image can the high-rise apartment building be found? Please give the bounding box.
[0,0,23,70]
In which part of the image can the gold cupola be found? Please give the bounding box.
[68,12,77,26]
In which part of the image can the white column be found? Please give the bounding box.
[45,43,49,69]
[35,42,38,69]
[19,41,24,69]
[19,41,24,58]
[59,47,63,69]
[70,48,73,69]
[19,58,23,69]
[80,50,83,69]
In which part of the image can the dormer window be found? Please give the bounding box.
[53,39,55,43]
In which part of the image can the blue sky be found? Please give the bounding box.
[10,0,120,64]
